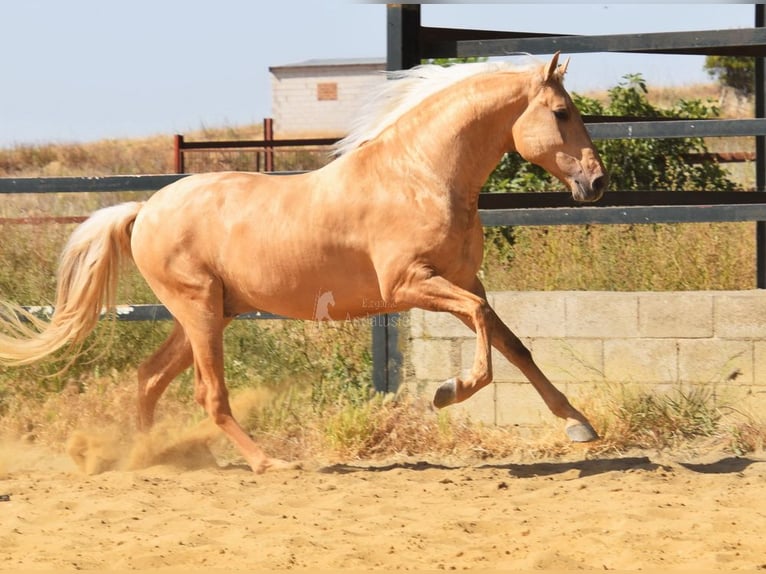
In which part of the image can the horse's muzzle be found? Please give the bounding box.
[572,172,608,203]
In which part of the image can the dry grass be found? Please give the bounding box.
[0,366,547,466]
[0,122,335,177]
[580,82,749,117]
[4,365,763,467]
[482,221,756,292]
[0,136,175,177]
[0,124,267,177]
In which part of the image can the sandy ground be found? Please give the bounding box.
[1,432,766,572]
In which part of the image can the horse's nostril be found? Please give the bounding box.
[591,174,607,195]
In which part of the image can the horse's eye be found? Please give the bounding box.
[553,108,569,121]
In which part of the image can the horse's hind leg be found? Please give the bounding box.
[137,320,193,430]
[184,317,290,473]
[137,317,237,431]
[153,284,291,473]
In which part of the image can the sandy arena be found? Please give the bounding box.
[1,432,765,571]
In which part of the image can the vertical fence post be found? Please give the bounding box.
[756,5,766,288]
[174,134,185,174]
[372,313,402,394]
[387,4,421,72]
[372,4,418,395]
[264,118,274,172]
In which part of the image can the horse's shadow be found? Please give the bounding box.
[319,460,458,474]
[320,455,766,478]
[320,457,661,478]
[482,456,665,478]
[677,456,764,474]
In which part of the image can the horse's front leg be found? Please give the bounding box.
[485,309,598,442]
[444,279,598,443]
[391,274,495,406]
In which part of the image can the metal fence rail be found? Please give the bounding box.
[421,26,766,59]
[4,175,766,226]
[18,304,281,322]
[0,174,183,194]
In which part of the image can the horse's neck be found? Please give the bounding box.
[392,71,531,201]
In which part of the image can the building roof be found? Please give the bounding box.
[269,57,385,73]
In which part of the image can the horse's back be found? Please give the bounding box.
[129,170,383,320]
[134,171,311,238]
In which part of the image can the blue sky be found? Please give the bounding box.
[0,2,755,146]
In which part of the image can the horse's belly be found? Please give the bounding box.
[218,250,386,321]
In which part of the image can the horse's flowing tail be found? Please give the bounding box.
[0,201,143,366]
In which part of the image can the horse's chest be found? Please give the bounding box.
[430,218,484,279]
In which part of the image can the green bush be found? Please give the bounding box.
[573,74,738,192]
[704,55,755,96]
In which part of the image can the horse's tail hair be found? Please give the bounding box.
[0,201,144,366]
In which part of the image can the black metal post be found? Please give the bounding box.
[372,4,420,394]
[372,313,402,394]
[263,117,274,172]
[173,134,185,174]
[756,4,766,287]
[387,4,421,71]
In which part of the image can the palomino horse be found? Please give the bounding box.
[0,53,607,473]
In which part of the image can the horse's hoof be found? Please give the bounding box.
[251,458,302,474]
[268,458,302,472]
[433,378,458,409]
[565,421,599,443]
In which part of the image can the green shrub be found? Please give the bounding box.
[705,55,755,97]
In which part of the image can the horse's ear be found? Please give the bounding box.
[558,56,570,77]
[543,51,561,82]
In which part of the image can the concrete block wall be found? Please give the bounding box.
[404,290,766,426]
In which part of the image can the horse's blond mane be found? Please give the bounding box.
[334,59,540,156]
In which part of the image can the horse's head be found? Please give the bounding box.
[511,52,608,202]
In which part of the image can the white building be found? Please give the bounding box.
[269,57,386,137]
